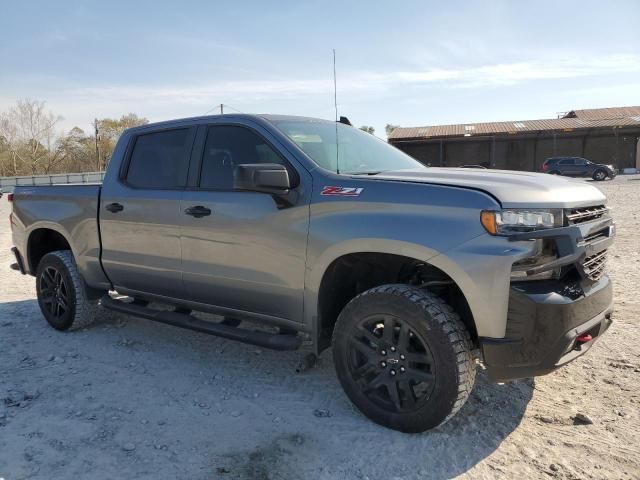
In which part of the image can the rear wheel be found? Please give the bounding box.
[332,284,476,433]
[36,250,99,331]
[592,169,607,181]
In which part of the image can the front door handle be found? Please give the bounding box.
[185,205,212,218]
[105,202,124,213]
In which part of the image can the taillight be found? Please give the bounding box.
[7,193,13,202]
[542,164,548,171]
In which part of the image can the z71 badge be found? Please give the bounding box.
[321,186,364,197]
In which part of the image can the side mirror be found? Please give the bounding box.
[233,163,292,195]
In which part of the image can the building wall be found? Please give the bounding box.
[392,128,640,172]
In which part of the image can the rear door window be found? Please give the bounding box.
[126,128,192,189]
[558,159,575,165]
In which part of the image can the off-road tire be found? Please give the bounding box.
[36,250,99,331]
[592,169,607,181]
[332,284,476,433]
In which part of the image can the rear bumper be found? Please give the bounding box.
[481,276,613,381]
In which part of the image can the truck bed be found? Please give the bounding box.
[11,183,109,289]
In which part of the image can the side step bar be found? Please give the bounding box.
[100,295,302,351]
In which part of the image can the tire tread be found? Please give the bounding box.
[333,283,476,429]
[42,250,97,330]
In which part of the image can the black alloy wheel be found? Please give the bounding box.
[347,314,436,413]
[332,284,476,433]
[39,266,70,321]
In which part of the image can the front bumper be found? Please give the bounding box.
[480,208,615,381]
[481,275,613,381]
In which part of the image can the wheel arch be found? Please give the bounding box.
[27,225,74,274]
[305,239,479,354]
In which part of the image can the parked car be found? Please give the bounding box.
[9,114,614,433]
[542,157,616,181]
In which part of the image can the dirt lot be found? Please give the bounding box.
[1,176,639,480]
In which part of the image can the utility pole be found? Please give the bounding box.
[94,118,101,171]
[220,104,224,115]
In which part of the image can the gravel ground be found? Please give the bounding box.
[1,176,639,480]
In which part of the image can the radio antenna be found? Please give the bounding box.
[333,48,340,174]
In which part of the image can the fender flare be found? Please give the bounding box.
[24,222,76,273]
[303,238,482,336]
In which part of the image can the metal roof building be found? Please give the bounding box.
[388,106,640,171]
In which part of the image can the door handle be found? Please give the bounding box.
[105,202,124,213]
[185,205,212,218]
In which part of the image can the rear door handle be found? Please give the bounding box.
[185,205,212,218]
[105,202,124,213]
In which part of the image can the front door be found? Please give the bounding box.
[180,123,310,322]
[100,126,195,298]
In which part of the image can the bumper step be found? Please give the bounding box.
[100,295,302,351]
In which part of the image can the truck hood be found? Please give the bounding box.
[370,168,607,208]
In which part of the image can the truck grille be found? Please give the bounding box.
[582,250,607,281]
[566,205,607,224]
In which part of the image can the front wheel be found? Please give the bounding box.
[332,284,476,433]
[36,250,100,331]
[592,169,607,181]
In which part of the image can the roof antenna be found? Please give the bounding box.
[333,48,340,174]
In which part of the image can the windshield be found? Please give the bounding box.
[272,119,425,174]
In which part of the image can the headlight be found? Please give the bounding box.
[480,208,562,235]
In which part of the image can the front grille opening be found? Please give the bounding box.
[582,228,609,244]
[582,249,607,281]
[566,205,607,224]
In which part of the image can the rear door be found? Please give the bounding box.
[100,126,196,298]
[558,158,577,175]
[179,122,311,322]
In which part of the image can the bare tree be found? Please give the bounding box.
[359,125,375,135]
[0,99,66,174]
[0,100,148,176]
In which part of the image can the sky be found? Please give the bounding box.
[1,0,639,139]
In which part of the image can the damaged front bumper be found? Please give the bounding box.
[481,276,613,381]
[480,210,615,381]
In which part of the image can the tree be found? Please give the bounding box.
[0,99,65,174]
[58,127,95,173]
[359,125,375,135]
[0,99,149,176]
[385,124,399,137]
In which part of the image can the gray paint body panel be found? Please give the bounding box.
[11,114,607,341]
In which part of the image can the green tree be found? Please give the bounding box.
[359,125,375,135]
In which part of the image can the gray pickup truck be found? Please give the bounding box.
[9,114,614,432]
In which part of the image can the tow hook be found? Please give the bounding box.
[574,333,593,351]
